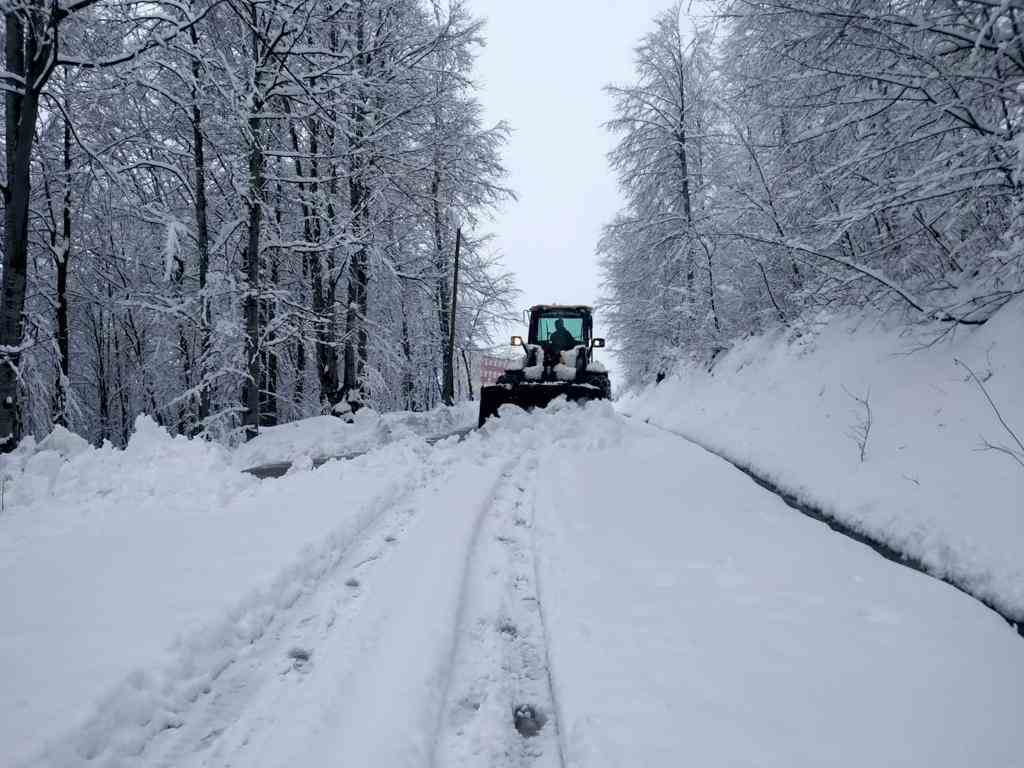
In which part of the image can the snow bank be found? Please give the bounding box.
[232,401,475,469]
[0,414,437,766]
[620,297,1024,620]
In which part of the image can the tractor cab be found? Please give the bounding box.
[512,305,606,369]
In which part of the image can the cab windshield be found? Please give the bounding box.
[536,315,584,347]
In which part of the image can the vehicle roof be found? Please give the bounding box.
[529,304,593,312]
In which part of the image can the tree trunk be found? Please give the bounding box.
[48,101,72,428]
[431,160,453,403]
[461,347,474,401]
[310,114,339,409]
[260,196,280,428]
[190,24,212,428]
[341,3,370,409]
[342,202,369,406]
[111,312,131,446]
[1,8,48,448]
[294,329,306,413]
[285,96,339,411]
[442,228,461,405]
[242,134,264,439]
[675,48,693,225]
[56,108,72,424]
[90,309,111,444]
[241,16,264,440]
[702,239,720,333]
[401,307,415,410]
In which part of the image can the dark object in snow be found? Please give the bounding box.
[345,577,360,588]
[332,393,365,424]
[287,647,312,668]
[479,304,611,427]
[513,704,546,738]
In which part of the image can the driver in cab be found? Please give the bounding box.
[548,318,577,353]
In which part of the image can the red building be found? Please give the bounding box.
[479,355,514,387]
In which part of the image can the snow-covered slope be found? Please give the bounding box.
[620,296,1024,621]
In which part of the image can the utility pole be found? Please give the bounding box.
[442,227,462,405]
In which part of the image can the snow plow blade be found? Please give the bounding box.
[478,383,607,428]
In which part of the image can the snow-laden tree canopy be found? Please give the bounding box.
[601,0,1024,386]
[3,0,517,446]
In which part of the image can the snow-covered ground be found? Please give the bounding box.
[0,416,447,765]
[536,416,1021,766]
[2,399,1022,767]
[621,296,1024,622]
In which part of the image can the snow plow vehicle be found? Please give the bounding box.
[478,304,611,427]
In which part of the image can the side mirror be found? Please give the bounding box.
[591,338,606,348]
[511,335,524,347]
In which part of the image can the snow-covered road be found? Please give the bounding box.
[8,403,1023,767]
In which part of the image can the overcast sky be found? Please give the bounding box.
[467,0,675,347]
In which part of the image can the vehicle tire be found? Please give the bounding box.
[478,386,505,428]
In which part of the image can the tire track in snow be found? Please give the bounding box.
[32,445,445,768]
[161,445,523,767]
[432,449,565,768]
[142,492,424,767]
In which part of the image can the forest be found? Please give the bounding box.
[602,0,1023,385]
[3,0,1022,447]
[1,0,516,447]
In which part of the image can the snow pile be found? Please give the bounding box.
[559,345,585,366]
[0,414,438,766]
[504,350,527,371]
[555,346,584,381]
[562,345,609,375]
[0,424,91,502]
[0,415,242,513]
[517,346,611,382]
[233,401,475,469]
[553,363,577,381]
[521,344,544,381]
[620,296,1024,619]
[36,424,92,458]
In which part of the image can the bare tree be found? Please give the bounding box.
[956,358,1024,471]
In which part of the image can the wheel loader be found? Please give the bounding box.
[478,304,611,427]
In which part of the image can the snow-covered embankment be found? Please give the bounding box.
[620,297,1024,622]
